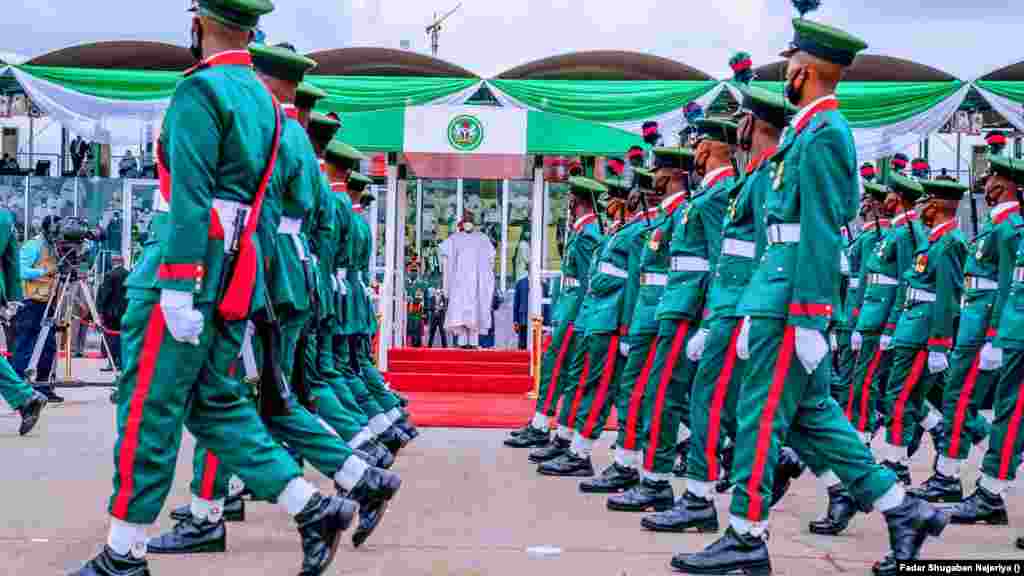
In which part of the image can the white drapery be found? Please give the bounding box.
[973,84,1024,133]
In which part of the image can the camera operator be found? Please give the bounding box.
[14,216,60,403]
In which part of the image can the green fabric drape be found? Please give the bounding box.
[526,110,642,155]
[18,65,181,101]
[750,80,964,128]
[488,79,718,123]
[308,76,478,113]
[326,108,406,152]
[975,81,1024,104]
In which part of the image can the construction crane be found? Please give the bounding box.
[425,2,462,57]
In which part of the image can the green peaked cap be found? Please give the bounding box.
[862,181,889,202]
[249,43,317,83]
[782,18,868,67]
[295,82,328,110]
[694,119,739,146]
[888,172,924,203]
[603,177,631,198]
[919,179,968,202]
[190,0,273,31]
[347,171,373,193]
[633,167,656,190]
[325,140,365,172]
[989,156,1024,186]
[736,85,795,130]
[653,147,696,171]
[308,112,341,147]
[568,176,608,197]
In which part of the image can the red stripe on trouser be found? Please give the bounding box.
[111,305,168,520]
[582,336,620,438]
[997,375,1024,479]
[644,321,690,471]
[624,341,659,449]
[746,325,795,521]
[566,353,591,432]
[541,324,576,415]
[947,350,982,457]
[705,323,741,481]
[200,451,220,500]
[856,348,883,432]
[889,350,928,445]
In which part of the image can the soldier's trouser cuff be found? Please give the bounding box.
[571,432,594,457]
[729,515,767,538]
[108,518,148,559]
[531,412,549,431]
[334,455,369,492]
[687,479,714,500]
[348,428,374,450]
[369,413,391,435]
[278,477,317,517]
[872,483,906,513]
[614,447,640,469]
[937,456,963,478]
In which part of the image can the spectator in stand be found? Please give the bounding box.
[97,255,127,372]
[118,150,139,178]
[13,216,59,403]
[69,135,87,176]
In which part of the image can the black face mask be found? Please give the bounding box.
[190,21,204,62]
[784,68,805,107]
[689,171,702,191]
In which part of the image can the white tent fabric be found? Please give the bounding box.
[725,82,971,163]
[974,84,1024,133]
[485,80,725,144]
[431,80,485,106]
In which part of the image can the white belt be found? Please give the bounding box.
[598,262,628,279]
[1015,267,1024,283]
[965,276,998,291]
[153,192,251,248]
[906,288,937,304]
[640,273,668,287]
[721,238,756,259]
[153,189,170,213]
[868,273,899,286]
[240,321,259,382]
[335,268,349,295]
[277,216,303,235]
[671,256,710,272]
[562,276,581,289]
[840,252,850,275]
[848,278,861,289]
[766,223,801,244]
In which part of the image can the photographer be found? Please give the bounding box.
[13,216,59,403]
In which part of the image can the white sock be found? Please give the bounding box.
[570,432,593,457]
[531,412,549,431]
[334,455,370,492]
[227,475,246,498]
[881,442,908,465]
[108,518,148,559]
[642,469,671,483]
[386,407,404,423]
[278,477,318,516]
[873,483,906,513]
[369,413,391,435]
[678,423,692,444]
[980,473,1011,497]
[819,470,842,489]
[348,428,374,450]
[920,409,942,432]
[557,425,572,441]
[189,496,225,523]
[936,456,962,479]
[729,514,768,538]
[688,480,715,500]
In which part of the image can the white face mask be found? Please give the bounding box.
[463,222,475,233]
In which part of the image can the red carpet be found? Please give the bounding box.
[402,391,619,430]
[387,347,533,394]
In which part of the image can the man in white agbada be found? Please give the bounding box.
[439,211,495,348]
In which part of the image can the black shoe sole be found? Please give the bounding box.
[352,500,389,549]
[948,513,1008,526]
[1015,537,1023,550]
[579,481,638,494]
[537,466,594,478]
[504,439,549,449]
[641,519,719,533]
[607,499,675,513]
[170,506,245,523]
[808,522,851,536]
[669,558,772,576]
[147,539,227,555]
[909,491,963,504]
[318,499,358,574]
[528,451,566,464]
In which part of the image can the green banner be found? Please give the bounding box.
[975,81,1024,103]
[19,65,180,100]
[526,110,642,156]
[307,76,479,113]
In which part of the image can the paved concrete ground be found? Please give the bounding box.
[2,360,1022,575]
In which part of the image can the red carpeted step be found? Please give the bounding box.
[389,347,530,365]
[401,391,619,430]
[389,372,533,394]
[388,360,530,376]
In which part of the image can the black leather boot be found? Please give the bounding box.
[872,496,948,576]
[339,467,402,548]
[295,494,358,576]
[948,484,1009,525]
[379,426,410,455]
[607,478,674,512]
[580,463,639,493]
[906,424,926,460]
[1016,535,1023,550]
[672,439,691,478]
[147,515,226,555]
[170,496,245,523]
[909,472,963,504]
[537,452,594,477]
[504,425,549,448]
[17,390,47,436]
[67,546,150,576]
[357,440,395,470]
[641,490,719,533]
[670,526,771,576]
[808,485,860,535]
[882,460,911,486]
[770,447,805,507]
[394,417,419,442]
[529,436,570,464]
[715,443,735,493]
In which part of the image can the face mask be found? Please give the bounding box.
[784,68,805,106]
[738,116,754,153]
[190,20,203,62]
[689,172,702,191]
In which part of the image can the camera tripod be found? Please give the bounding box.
[26,265,120,387]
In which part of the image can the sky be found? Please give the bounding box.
[0,0,1019,80]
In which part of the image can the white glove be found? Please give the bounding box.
[686,328,710,361]
[880,334,893,351]
[736,317,751,360]
[851,331,863,352]
[619,342,631,357]
[795,327,829,375]
[160,289,204,346]
[829,332,839,352]
[927,351,949,375]
[979,342,1004,372]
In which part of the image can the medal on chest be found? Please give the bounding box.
[975,238,985,261]
[915,254,928,273]
[772,161,785,191]
[649,229,662,251]
[682,206,693,226]
[728,196,739,221]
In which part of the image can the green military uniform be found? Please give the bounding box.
[847,176,927,439]
[0,209,36,412]
[880,184,966,474]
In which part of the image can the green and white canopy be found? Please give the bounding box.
[974,81,1024,133]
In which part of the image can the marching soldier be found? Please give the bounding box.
[949,157,1024,551]
[505,177,603,450]
[672,14,947,576]
[538,174,655,478]
[643,86,791,534]
[69,3,366,574]
[877,180,967,486]
[915,158,1020,504]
